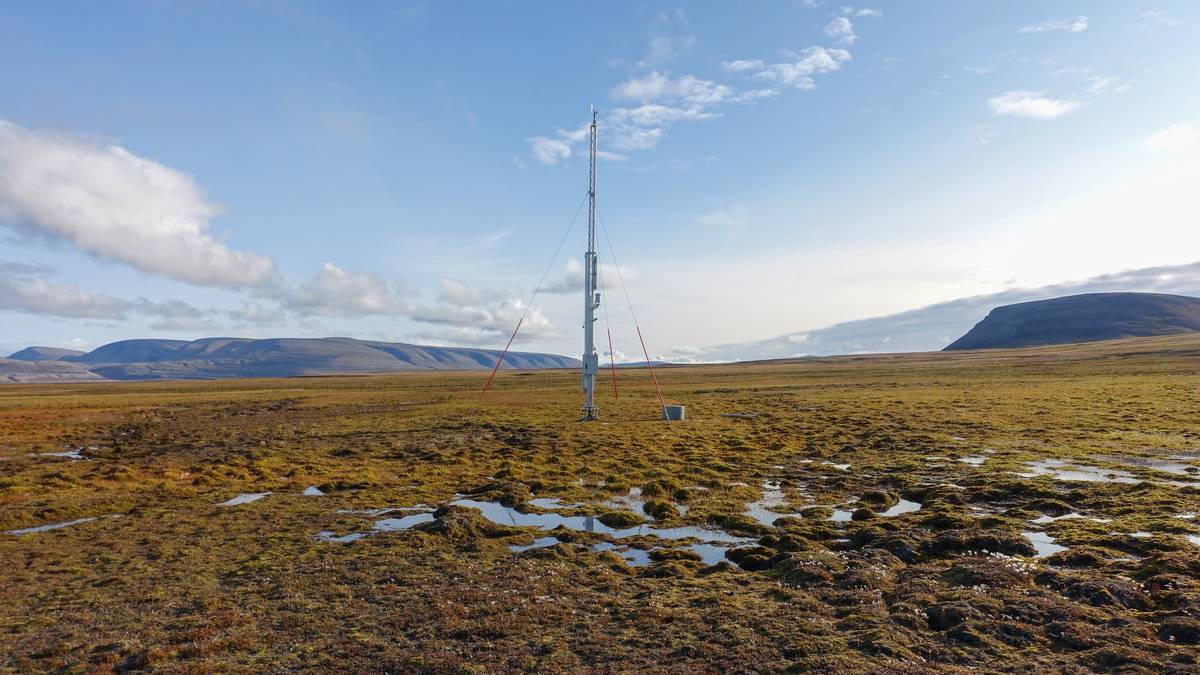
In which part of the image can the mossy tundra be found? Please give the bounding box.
[2,334,1200,673]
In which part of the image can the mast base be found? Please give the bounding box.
[580,405,599,421]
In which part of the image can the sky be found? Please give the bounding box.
[1,1,1198,361]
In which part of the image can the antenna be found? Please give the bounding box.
[581,106,600,421]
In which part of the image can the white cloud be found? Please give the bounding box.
[436,279,511,307]
[0,262,131,319]
[476,229,513,248]
[731,89,780,103]
[1146,124,1199,151]
[988,90,1081,120]
[0,120,276,288]
[531,41,851,163]
[721,59,764,73]
[1128,10,1181,30]
[755,47,852,89]
[226,302,287,325]
[528,136,572,166]
[1019,16,1088,33]
[1086,76,1129,96]
[542,257,638,294]
[611,72,733,107]
[596,150,629,162]
[609,104,713,127]
[823,17,857,45]
[411,297,556,345]
[855,8,881,18]
[638,9,694,68]
[284,262,408,317]
[0,261,222,330]
[609,126,666,152]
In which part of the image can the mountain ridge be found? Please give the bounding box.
[6,346,86,361]
[944,292,1200,351]
[3,337,579,382]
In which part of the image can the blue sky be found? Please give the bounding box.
[1,1,1198,360]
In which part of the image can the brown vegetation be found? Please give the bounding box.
[2,334,1200,672]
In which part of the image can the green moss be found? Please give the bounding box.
[597,511,645,528]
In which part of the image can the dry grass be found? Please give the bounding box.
[2,334,1200,673]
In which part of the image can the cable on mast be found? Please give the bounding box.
[597,208,669,419]
[597,260,620,413]
[481,190,589,397]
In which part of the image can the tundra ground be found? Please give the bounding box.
[2,335,1200,673]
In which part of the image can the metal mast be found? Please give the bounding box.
[581,107,600,421]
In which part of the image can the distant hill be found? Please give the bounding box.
[6,346,86,361]
[1,337,579,383]
[945,292,1200,351]
[0,357,104,383]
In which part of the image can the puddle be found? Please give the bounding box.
[745,480,790,526]
[510,536,730,567]
[829,509,854,522]
[302,486,325,496]
[826,498,922,522]
[6,514,121,536]
[375,512,437,531]
[336,505,432,517]
[508,536,654,566]
[823,462,851,472]
[1031,512,1112,525]
[336,507,397,516]
[591,541,654,566]
[451,499,753,544]
[316,511,436,544]
[1187,534,1200,548]
[687,543,734,566]
[1023,531,1068,558]
[510,536,561,552]
[32,450,85,461]
[1102,455,1198,476]
[958,456,986,466]
[316,531,367,543]
[602,487,645,512]
[880,499,922,517]
[1016,459,1141,484]
[219,493,271,506]
[529,497,577,510]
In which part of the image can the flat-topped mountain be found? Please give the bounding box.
[945,292,1200,351]
[2,337,578,382]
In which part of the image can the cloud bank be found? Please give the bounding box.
[674,260,1200,362]
[0,120,277,288]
